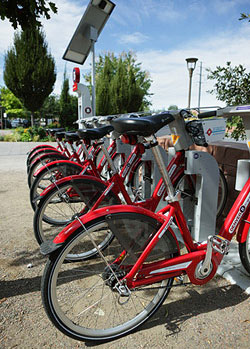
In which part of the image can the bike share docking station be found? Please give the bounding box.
[72,69,221,242]
[72,66,250,242]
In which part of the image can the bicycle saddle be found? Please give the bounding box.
[77,125,114,140]
[54,131,65,141]
[46,128,65,136]
[111,112,174,137]
[64,132,80,142]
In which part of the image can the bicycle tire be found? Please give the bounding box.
[127,159,152,200]
[29,161,84,211]
[27,153,68,188]
[41,213,176,342]
[27,146,58,169]
[174,168,228,218]
[33,177,120,246]
[27,144,56,162]
[239,230,250,274]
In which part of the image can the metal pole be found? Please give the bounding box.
[188,70,193,109]
[198,62,202,111]
[91,40,96,116]
[0,107,3,130]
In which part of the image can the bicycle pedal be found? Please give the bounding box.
[174,276,184,284]
[211,235,230,255]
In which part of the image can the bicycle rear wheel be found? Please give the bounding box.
[33,177,120,245]
[27,147,60,169]
[30,162,84,211]
[28,153,68,187]
[41,214,176,342]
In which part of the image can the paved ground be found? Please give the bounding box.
[0,141,249,348]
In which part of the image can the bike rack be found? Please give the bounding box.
[185,150,219,241]
[73,78,250,242]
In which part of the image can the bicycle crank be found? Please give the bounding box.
[195,235,230,279]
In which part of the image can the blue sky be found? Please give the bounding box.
[1,0,250,112]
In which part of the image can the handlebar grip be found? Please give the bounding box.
[198,110,217,118]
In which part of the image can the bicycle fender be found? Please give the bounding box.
[40,206,175,256]
[30,152,68,168]
[237,210,250,243]
[39,174,106,198]
[30,147,60,159]
[33,160,83,177]
[54,206,165,245]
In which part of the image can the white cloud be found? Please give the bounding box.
[119,32,149,45]
[137,24,250,110]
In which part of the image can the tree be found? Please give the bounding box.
[239,13,250,22]
[39,94,60,123]
[0,0,57,30]
[168,105,178,110]
[85,52,152,115]
[0,86,28,119]
[0,86,23,111]
[95,55,114,115]
[59,71,78,128]
[4,27,56,126]
[207,62,250,140]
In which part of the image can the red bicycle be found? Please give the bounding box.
[33,112,227,247]
[40,107,250,342]
[29,126,124,211]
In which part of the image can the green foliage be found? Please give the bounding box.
[40,94,60,121]
[0,0,57,30]
[85,52,152,115]
[168,105,178,110]
[0,86,23,110]
[47,121,60,129]
[3,133,19,142]
[59,71,77,128]
[4,27,56,125]
[239,13,250,22]
[207,62,250,140]
[0,126,51,142]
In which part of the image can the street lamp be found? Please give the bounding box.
[186,57,198,109]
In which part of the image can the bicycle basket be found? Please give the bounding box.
[186,118,226,146]
[105,212,178,263]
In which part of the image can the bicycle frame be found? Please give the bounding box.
[89,147,185,212]
[52,177,250,289]
[34,138,119,189]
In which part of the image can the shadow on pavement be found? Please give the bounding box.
[85,281,249,346]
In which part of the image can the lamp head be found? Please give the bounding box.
[186,57,198,72]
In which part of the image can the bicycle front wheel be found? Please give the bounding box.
[239,228,250,274]
[174,168,228,219]
[41,215,175,342]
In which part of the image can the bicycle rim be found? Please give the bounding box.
[41,219,173,341]
[34,178,120,248]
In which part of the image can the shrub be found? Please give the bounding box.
[3,134,18,142]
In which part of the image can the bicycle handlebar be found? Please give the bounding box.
[198,110,217,118]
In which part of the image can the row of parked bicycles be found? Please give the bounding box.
[26,108,250,342]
